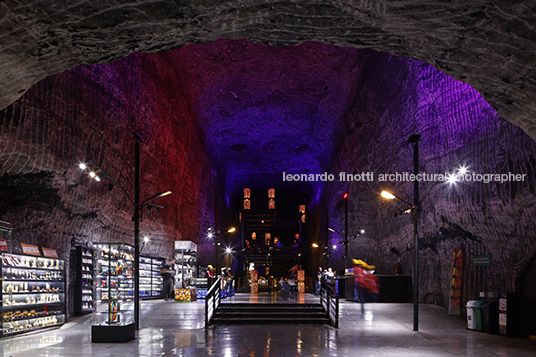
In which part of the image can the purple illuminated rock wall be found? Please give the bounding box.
[326,51,536,309]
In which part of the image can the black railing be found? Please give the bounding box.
[204,277,221,328]
[320,280,339,328]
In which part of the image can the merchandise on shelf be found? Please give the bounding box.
[1,253,66,337]
[75,246,95,315]
[92,243,134,326]
[139,256,164,299]
[174,241,197,290]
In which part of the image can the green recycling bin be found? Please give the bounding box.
[474,301,484,331]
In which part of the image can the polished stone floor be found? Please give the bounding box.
[1,293,535,356]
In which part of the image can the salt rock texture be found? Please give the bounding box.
[1,38,535,327]
[323,52,536,314]
[1,1,536,143]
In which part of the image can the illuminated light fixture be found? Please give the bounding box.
[343,192,348,199]
[381,191,396,200]
[447,174,458,185]
[458,166,467,175]
[312,243,319,248]
[299,205,306,223]
[143,236,150,243]
[268,198,275,209]
[268,188,275,198]
[225,248,232,254]
[274,237,278,244]
[244,188,251,198]
[228,227,236,233]
[265,233,271,245]
[79,163,87,170]
[95,176,101,182]
[89,171,96,178]
[208,232,214,239]
[332,245,337,250]
[252,232,256,240]
[244,198,251,210]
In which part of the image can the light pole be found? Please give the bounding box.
[209,227,236,277]
[380,133,421,331]
[343,192,349,270]
[79,135,171,331]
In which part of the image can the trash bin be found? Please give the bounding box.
[482,301,499,334]
[467,300,477,330]
[474,301,484,331]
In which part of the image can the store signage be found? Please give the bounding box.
[175,240,197,250]
[472,255,491,266]
[42,247,59,258]
[0,238,8,251]
[21,243,41,256]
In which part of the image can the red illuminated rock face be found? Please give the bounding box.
[0,52,218,317]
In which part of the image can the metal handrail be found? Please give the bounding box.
[204,277,221,328]
[320,280,339,328]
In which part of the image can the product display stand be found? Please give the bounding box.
[91,242,135,343]
[1,253,66,337]
[74,245,95,315]
[174,241,197,302]
[139,256,164,299]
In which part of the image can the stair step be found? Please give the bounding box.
[211,317,331,324]
[214,312,328,318]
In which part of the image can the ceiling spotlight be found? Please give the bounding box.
[360,229,365,234]
[225,248,232,254]
[143,236,150,243]
[95,176,101,182]
[312,243,319,248]
[458,166,467,175]
[208,232,214,239]
[89,172,96,178]
[79,163,87,170]
[332,245,337,250]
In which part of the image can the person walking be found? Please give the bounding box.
[160,259,175,301]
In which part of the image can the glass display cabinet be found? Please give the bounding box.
[174,240,197,302]
[74,245,95,315]
[139,256,164,299]
[91,242,135,343]
[1,253,65,337]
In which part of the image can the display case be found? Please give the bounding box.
[139,256,164,299]
[174,240,197,289]
[91,242,135,343]
[1,253,66,337]
[74,245,95,315]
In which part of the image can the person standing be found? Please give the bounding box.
[160,259,175,301]
[315,267,322,297]
[225,269,233,298]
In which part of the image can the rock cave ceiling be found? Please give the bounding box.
[1,1,536,201]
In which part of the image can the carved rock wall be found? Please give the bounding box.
[0,51,218,315]
[1,1,536,144]
[326,51,536,310]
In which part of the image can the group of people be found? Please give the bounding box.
[313,267,335,297]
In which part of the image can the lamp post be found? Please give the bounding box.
[79,135,171,331]
[380,133,421,332]
[210,227,236,278]
[343,192,349,271]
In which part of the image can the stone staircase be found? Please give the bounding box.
[210,302,330,325]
